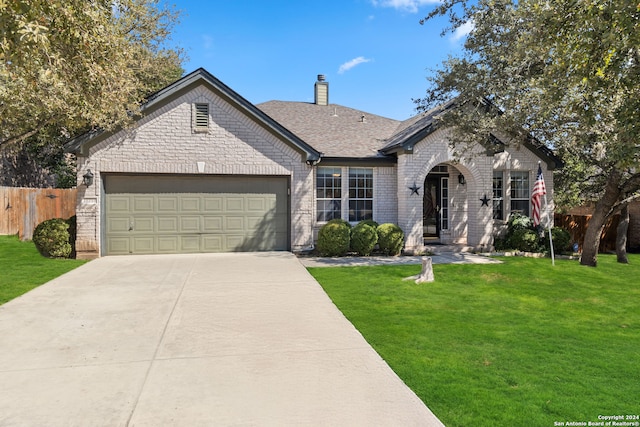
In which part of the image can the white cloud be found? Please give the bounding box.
[371,0,440,14]
[450,20,474,42]
[202,34,214,50]
[338,56,372,74]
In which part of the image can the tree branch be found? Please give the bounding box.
[609,192,640,216]
[0,121,50,149]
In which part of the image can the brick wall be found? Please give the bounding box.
[396,128,494,253]
[493,143,556,235]
[374,166,398,224]
[76,85,314,257]
[396,128,555,253]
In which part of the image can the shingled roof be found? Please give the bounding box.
[257,101,400,159]
[66,68,561,168]
[381,100,457,154]
[256,98,460,161]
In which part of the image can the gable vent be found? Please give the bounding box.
[194,103,209,131]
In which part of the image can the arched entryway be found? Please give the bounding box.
[395,132,494,253]
[423,163,468,245]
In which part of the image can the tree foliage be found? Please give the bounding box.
[0,0,184,185]
[418,0,640,266]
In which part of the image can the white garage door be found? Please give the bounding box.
[104,175,289,255]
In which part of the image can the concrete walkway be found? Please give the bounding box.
[0,253,443,426]
[299,252,501,268]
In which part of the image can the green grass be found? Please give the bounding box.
[0,235,87,305]
[309,255,640,427]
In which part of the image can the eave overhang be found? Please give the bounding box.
[380,123,435,155]
[316,156,397,167]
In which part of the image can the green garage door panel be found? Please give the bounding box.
[104,175,289,255]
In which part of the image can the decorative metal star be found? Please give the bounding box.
[480,194,491,206]
[409,183,421,196]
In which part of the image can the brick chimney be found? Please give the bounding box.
[314,74,328,106]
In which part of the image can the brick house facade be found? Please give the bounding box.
[66,69,561,258]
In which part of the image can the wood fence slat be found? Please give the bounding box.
[0,186,77,240]
[554,213,619,253]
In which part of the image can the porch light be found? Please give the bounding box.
[82,169,94,187]
[458,174,466,185]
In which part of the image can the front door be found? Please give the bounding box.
[423,177,440,239]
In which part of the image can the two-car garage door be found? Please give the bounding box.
[104,175,289,255]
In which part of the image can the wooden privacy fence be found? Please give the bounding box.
[554,213,619,253]
[0,186,77,240]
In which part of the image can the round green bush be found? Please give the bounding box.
[357,219,379,229]
[350,223,378,256]
[317,220,351,257]
[377,223,404,256]
[33,218,72,258]
[326,218,352,229]
[508,228,540,252]
[544,227,572,254]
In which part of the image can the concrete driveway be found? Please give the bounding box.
[0,253,443,426]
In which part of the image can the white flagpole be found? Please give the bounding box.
[544,191,555,266]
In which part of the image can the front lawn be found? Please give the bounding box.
[308,255,640,427]
[0,235,87,305]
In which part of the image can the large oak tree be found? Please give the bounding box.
[418,0,639,266]
[0,0,184,186]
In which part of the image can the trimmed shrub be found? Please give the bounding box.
[326,218,351,228]
[357,219,379,229]
[350,223,378,256]
[377,223,404,256]
[508,228,540,252]
[543,227,572,254]
[33,218,72,258]
[317,220,351,257]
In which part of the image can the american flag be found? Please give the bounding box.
[531,164,546,226]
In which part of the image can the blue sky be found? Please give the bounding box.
[170,0,470,120]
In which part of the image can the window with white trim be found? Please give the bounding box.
[348,168,373,222]
[510,171,529,216]
[316,167,342,222]
[493,171,504,220]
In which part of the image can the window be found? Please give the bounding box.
[432,165,448,174]
[316,167,375,223]
[193,103,209,131]
[493,171,504,220]
[510,171,529,216]
[348,168,373,222]
[316,167,341,222]
[440,177,449,230]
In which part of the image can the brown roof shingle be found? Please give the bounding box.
[257,101,400,158]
